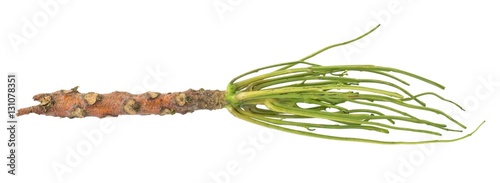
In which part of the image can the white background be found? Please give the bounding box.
[1,1,499,183]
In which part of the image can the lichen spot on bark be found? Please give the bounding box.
[71,107,86,118]
[123,99,140,114]
[39,95,53,106]
[63,86,79,94]
[147,91,160,99]
[160,107,173,115]
[175,93,187,106]
[84,92,101,105]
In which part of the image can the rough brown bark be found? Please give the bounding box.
[17,87,227,118]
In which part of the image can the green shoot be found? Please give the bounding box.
[225,25,485,144]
